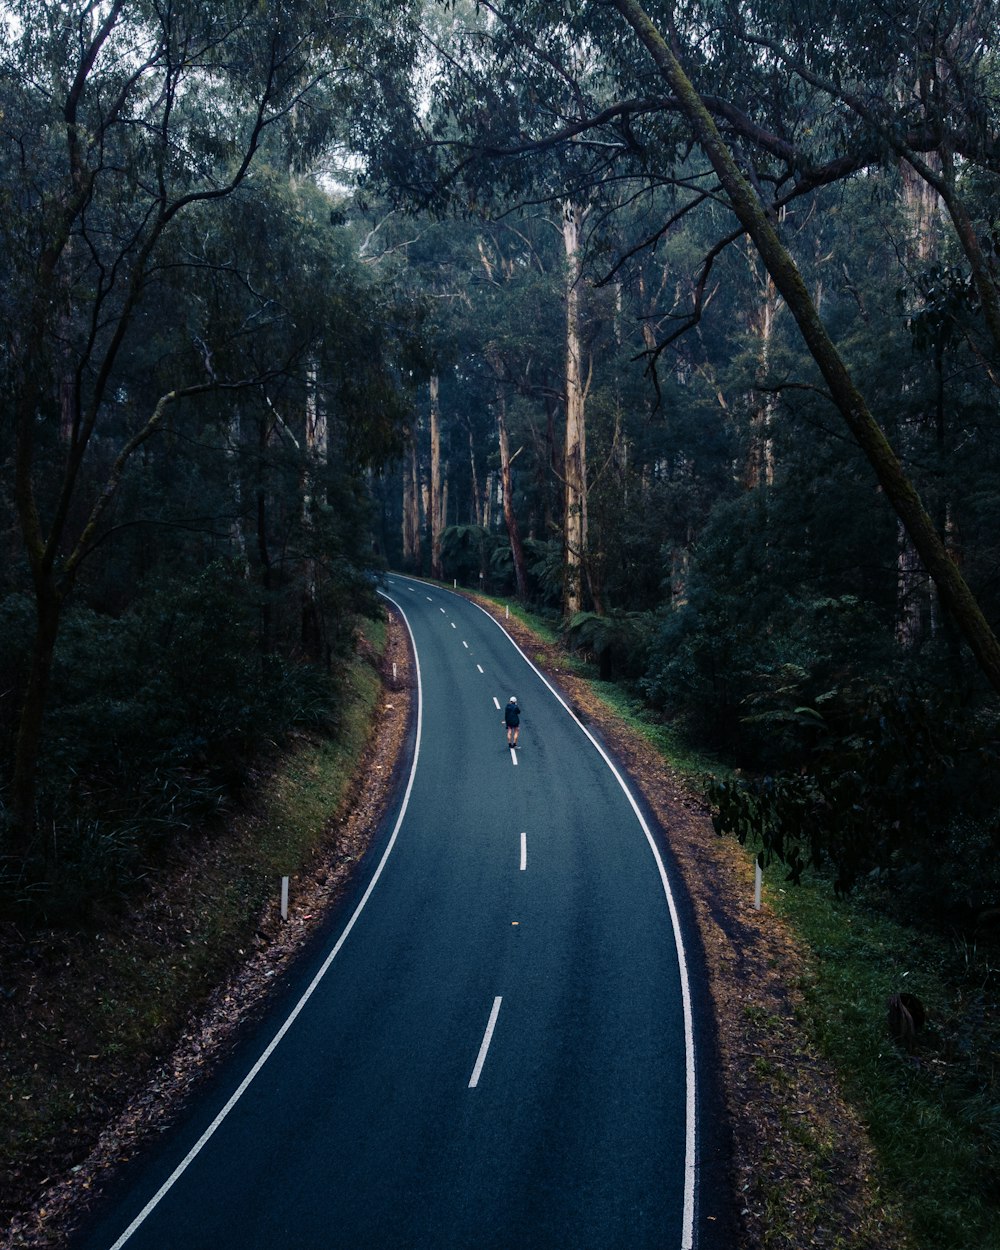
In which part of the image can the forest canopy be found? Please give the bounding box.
[1,0,999,925]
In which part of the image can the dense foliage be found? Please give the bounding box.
[2,0,998,930]
[357,0,1000,927]
[0,1,421,915]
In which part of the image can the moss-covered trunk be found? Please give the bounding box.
[613,0,1000,695]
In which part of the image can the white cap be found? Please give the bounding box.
[509,695,517,702]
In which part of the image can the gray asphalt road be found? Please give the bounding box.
[73,576,718,1250]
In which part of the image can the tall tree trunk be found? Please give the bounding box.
[483,470,495,531]
[429,372,444,580]
[257,413,274,656]
[544,394,560,539]
[896,160,942,646]
[613,0,1000,695]
[745,245,778,490]
[301,364,327,662]
[467,417,483,527]
[562,200,589,617]
[228,406,249,573]
[401,417,422,569]
[497,387,529,599]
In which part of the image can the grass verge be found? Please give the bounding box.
[586,672,998,1246]
[1,615,388,1226]
[764,873,999,1250]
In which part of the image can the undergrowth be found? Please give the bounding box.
[522,601,999,1249]
[764,873,999,1250]
[0,615,387,1224]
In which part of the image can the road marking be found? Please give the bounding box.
[462,640,469,649]
[520,832,527,871]
[509,746,518,766]
[477,664,484,674]
[471,597,699,1250]
[106,592,425,1250]
[493,696,501,709]
[451,622,457,629]
[440,607,446,613]
[427,596,434,602]
[469,997,503,1089]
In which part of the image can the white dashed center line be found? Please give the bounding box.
[469,997,503,1089]
[493,697,501,710]
[477,665,484,674]
[520,832,527,871]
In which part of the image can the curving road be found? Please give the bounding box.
[72,575,723,1250]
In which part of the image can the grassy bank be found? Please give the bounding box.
[766,876,999,1249]
[589,674,997,1249]
[1,615,388,1227]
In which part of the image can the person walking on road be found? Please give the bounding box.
[504,696,521,748]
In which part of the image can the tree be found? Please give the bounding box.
[0,1,416,856]
[609,0,1000,692]
[362,0,1000,692]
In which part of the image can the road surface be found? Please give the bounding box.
[73,575,724,1249]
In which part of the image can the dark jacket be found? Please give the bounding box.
[504,700,521,727]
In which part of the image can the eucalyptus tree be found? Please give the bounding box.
[0,0,418,857]
[365,0,1000,691]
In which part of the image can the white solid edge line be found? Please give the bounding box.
[468,996,503,1088]
[107,592,424,1250]
[469,595,698,1250]
[520,832,527,871]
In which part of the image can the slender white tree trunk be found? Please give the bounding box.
[467,418,483,526]
[401,416,422,568]
[429,372,444,579]
[228,406,248,572]
[301,363,327,659]
[497,386,529,598]
[896,161,943,645]
[562,200,589,616]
